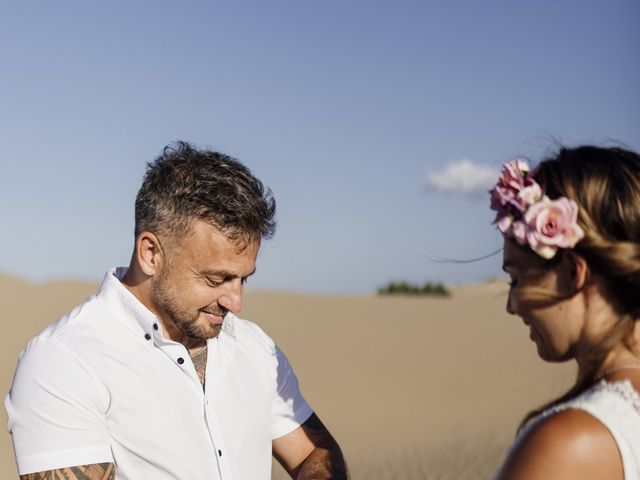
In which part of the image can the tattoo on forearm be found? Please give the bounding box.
[297,453,348,480]
[20,462,115,480]
[297,414,349,480]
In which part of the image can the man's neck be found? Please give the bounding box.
[120,265,205,351]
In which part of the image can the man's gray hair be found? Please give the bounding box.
[135,141,276,245]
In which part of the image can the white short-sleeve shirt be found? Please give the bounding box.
[5,267,313,479]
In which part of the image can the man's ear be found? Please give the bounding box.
[562,251,589,293]
[135,232,164,277]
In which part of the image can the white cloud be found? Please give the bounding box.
[424,159,497,196]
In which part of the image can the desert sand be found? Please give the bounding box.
[0,273,575,479]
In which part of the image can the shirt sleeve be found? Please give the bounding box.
[270,344,313,439]
[4,337,113,474]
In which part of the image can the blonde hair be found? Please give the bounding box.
[517,145,640,429]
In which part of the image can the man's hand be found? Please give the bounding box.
[273,413,347,480]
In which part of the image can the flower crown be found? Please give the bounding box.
[489,159,584,259]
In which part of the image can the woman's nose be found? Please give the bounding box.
[506,292,515,315]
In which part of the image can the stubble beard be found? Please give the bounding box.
[153,273,223,340]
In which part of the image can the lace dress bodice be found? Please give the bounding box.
[496,379,640,479]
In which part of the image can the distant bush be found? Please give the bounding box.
[377,281,451,297]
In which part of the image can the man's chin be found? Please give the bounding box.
[176,319,222,341]
[191,324,222,340]
[206,323,223,339]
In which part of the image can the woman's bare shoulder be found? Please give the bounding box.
[495,408,623,480]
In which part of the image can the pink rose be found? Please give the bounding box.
[500,159,529,191]
[490,159,530,210]
[491,185,515,212]
[524,197,585,259]
[512,183,542,213]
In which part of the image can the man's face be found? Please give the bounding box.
[150,221,259,341]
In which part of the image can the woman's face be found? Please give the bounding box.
[502,240,585,362]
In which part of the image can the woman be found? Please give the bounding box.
[490,146,640,479]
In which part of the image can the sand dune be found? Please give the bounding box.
[0,274,575,479]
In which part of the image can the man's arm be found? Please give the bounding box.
[19,463,115,480]
[273,413,347,480]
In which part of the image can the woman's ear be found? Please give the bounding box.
[561,251,589,293]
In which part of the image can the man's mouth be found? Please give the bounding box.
[200,309,226,324]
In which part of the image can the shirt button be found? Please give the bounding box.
[144,333,151,340]
[177,357,185,364]
[218,449,222,457]
[153,323,159,330]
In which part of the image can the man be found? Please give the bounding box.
[5,142,347,479]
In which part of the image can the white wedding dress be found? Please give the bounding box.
[495,379,640,479]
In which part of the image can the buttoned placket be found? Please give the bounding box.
[148,325,231,480]
[202,337,234,480]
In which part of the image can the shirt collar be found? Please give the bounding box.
[97,267,159,340]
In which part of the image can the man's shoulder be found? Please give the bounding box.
[7,295,113,431]
[35,294,102,341]
[20,292,111,363]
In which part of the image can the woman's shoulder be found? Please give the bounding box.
[495,406,623,480]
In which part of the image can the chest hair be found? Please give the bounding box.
[190,345,208,390]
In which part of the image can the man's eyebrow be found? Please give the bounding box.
[201,268,256,278]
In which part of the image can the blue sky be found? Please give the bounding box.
[1,1,638,293]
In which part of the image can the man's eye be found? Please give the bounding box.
[206,278,223,287]
[241,277,249,285]
[508,278,518,287]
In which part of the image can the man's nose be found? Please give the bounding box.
[218,279,244,314]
